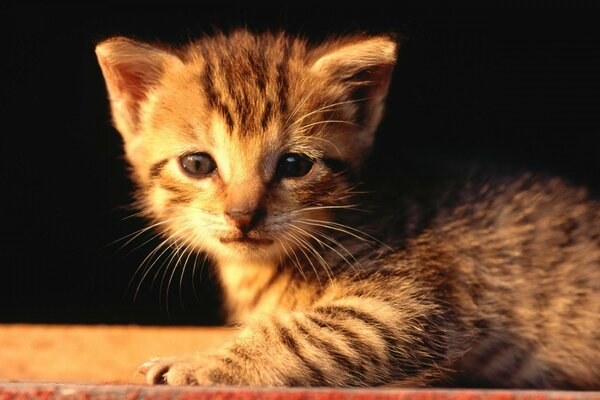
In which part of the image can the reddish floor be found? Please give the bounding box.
[0,383,598,400]
[1,325,598,400]
[0,324,233,383]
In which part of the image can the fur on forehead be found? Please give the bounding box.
[180,30,397,153]
[96,29,397,175]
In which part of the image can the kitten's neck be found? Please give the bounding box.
[216,258,303,323]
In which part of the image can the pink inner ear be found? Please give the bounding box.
[107,66,154,126]
[96,38,169,136]
[101,63,144,130]
[116,68,151,104]
[104,57,160,106]
[101,60,165,135]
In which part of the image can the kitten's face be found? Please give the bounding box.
[96,31,396,265]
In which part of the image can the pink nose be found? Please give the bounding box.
[225,208,264,234]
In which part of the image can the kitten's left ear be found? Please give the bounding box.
[311,35,398,147]
[95,37,181,143]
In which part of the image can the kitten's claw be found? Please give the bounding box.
[138,357,200,385]
[137,359,159,376]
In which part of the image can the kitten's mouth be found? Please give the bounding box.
[219,235,274,247]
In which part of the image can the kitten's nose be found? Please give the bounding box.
[225,208,264,234]
[224,179,265,234]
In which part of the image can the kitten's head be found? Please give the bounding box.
[96,30,396,265]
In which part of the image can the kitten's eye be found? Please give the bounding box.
[179,153,217,178]
[276,153,314,178]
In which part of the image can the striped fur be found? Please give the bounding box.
[97,30,600,388]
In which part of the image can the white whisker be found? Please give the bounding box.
[287,225,335,285]
[293,223,363,281]
[280,230,324,288]
[132,224,194,302]
[176,240,196,309]
[290,97,370,127]
[291,204,365,214]
[277,234,309,284]
[296,119,360,135]
[192,252,210,302]
[106,215,188,251]
[298,218,392,250]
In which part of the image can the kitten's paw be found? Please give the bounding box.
[138,357,203,385]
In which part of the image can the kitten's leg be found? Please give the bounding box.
[140,293,458,386]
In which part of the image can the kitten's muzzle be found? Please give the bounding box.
[224,207,266,235]
[220,206,272,247]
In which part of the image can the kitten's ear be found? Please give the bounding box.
[310,35,398,145]
[95,37,179,141]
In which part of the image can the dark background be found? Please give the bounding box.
[2,4,599,325]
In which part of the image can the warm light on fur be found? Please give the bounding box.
[97,30,600,389]
[95,31,396,272]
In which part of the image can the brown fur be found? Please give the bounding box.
[96,30,600,388]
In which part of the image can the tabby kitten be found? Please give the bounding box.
[95,30,600,388]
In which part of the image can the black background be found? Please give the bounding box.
[2,4,600,325]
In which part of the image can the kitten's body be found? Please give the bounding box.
[96,31,600,388]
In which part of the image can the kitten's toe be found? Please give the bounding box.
[138,357,199,385]
[138,358,170,384]
[163,362,201,385]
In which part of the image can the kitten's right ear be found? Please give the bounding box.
[309,35,398,155]
[95,37,179,141]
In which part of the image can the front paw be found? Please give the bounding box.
[138,356,204,385]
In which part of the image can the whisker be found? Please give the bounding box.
[287,225,335,285]
[298,218,392,250]
[123,226,179,255]
[161,241,184,316]
[158,226,195,307]
[177,240,197,309]
[296,219,371,245]
[132,224,193,302]
[291,204,366,214]
[294,224,363,281]
[291,97,371,127]
[156,239,183,299]
[133,239,173,302]
[105,216,188,250]
[277,234,309,283]
[128,234,173,300]
[124,231,168,294]
[192,252,210,302]
[308,136,344,159]
[121,210,147,221]
[280,230,324,289]
[296,119,360,134]
[161,227,198,316]
[289,224,350,278]
[283,83,323,128]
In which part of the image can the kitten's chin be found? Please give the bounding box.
[209,235,281,265]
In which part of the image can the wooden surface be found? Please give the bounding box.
[0,324,234,383]
[1,326,599,399]
[0,383,598,400]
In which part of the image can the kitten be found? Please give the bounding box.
[95,30,600,388]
